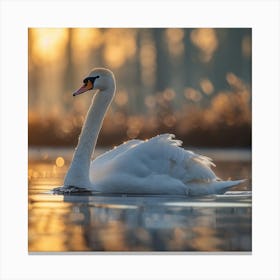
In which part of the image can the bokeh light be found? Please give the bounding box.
[31,28,68,63]
[28,28,251,148]
[55,157,65,168]
[190,28,218,62]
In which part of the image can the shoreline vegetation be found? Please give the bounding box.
[28,94,252,147]
[29,123,251,148]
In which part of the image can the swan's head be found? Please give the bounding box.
[73,68,115,96]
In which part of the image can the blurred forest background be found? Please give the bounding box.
[28,28,251,148]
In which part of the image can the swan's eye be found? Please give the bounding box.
[83,75,100,85]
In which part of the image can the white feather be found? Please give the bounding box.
[89,133,244,195]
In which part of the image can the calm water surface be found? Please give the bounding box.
[28,147,252,252]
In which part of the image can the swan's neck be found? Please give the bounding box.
[64,86,115,188]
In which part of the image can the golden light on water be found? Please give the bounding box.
[192,226,222,251]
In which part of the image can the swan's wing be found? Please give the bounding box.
[90,134,218,188]
[93,139,142,163]
[129,134,218,183]
[90,139,143,174]
[137,134,245,194]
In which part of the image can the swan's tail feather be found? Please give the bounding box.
[212,179,246,194]
[188,179,246,196]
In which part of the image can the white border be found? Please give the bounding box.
[1,0,279,280]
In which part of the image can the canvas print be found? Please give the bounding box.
[28,28,252,252]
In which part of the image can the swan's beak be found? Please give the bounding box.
[73,80,93,96]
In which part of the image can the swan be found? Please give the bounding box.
[54,67,244,196]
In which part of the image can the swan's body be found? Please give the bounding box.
[58,68,244,196]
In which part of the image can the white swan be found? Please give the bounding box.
[56,67,244,196]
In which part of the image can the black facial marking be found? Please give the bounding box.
[83,75,100,86]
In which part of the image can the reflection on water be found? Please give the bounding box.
[28,147,252,252]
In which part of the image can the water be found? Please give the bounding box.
[28,147,252,252]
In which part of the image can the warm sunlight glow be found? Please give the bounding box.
[32,28,68,63]
[242,35,251,58]
[140,32,156,86]
[28,28,252,253]
[163,88,176,101]
[163,114,177,127]
[145,95,156,109]
[190,28,218,62]
[126,116,143,139]
[72,28,103,61]
[165,28,184,57]
[184,87,202,102]
[115,91,128,106]
[200,78,214,95]
[226,72,244,89]
[113,111,126,125]
[55,157,65,168]
[73,28,103,51]
[104,29,137,68]
[28,28,251,148]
